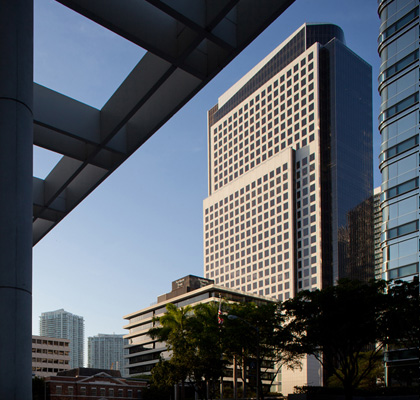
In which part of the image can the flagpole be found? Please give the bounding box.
[218,294,223,400]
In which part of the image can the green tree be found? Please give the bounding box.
[326,351,385,390]
[281,278,420,400]
[32,376,46,400]
[281,279,388,400]
[149,303,193,400]
[224,302,298,400]
[149,302,227,400]
[383,277,419,387]
[385,277,419,351]
[148,300,300,400]
[187,302,227,400]
[144,358,178,400]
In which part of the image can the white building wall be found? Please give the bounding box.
[281,355,322,396]
[204,41,323,299]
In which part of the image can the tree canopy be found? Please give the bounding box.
[223,301,299,399]
[148,300,296,400]
[281,278,419,400]
[146,278,418,400]
[149,301,227,400]
[384,276,419,351]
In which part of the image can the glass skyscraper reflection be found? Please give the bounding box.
[378,0,419,283]
[377,0,419,386]
[203,23,373,394]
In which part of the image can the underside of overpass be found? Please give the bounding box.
[33,0,295,244]
[0,0,295,398]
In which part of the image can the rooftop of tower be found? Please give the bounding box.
[209,23,344,126]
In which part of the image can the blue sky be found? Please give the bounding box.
[33,0,381,354]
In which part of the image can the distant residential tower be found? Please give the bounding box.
[88,334,128,376]
[40,309,84,369]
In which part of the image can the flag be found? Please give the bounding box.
[218,297,223,325]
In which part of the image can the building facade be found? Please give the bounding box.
[32,335,70,377]
[377,0,419,386]
[377,0,419,282]
[40,309,85,369]
[203,23,373,299]
[88,334,128,377]
[45,368,146,400]
[123,275,286,394]
[203,23,374,393]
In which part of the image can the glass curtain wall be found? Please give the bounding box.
[377,0,419,387]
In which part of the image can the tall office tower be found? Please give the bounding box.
[40,309,85,369]
[203,24,373,392]
[378,0,419,282]
[203,23,373,301]
[377,0,419,386]
[88,334,128,376]
[373,187,384,280]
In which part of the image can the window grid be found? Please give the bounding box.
[211,53,316,193]
[205,162,293,300]
[205,46,323,300]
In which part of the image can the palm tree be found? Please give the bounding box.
[149,303,193,400]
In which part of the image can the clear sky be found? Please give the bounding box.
[33,0,381,358]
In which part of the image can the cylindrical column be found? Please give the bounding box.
[0,0,33,399]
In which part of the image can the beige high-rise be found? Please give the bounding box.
[203,23,374,394]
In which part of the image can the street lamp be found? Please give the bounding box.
[228,315,260,400]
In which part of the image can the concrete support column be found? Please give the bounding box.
[0,1,33,399]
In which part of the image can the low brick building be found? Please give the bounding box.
[45,368,146,399]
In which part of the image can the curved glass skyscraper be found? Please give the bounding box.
[377,0,419,386]
[378,0,419,282]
